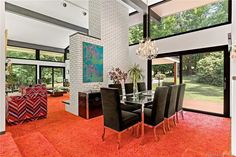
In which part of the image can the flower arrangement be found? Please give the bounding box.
[231,41,236,59]
[108,67,127,84]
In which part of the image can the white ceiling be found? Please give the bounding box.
[6,12,76,48]
[6,0,89,28]
[151,0,219,17]
[5,0,89,48]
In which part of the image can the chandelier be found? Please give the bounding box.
[136,38,158,60]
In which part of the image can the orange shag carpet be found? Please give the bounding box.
[1,94,232,157]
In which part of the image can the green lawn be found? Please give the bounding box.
[152,76,223,103]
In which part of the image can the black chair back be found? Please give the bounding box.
[162,82,175,86]
[108,84,122,95]
[151,86,169,125]
[125,83,133,94]
[101,88,122,131]
[137,82,146,92]
[165,85,179,118]
[176,84,186,112]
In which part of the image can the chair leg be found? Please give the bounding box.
[102,127,105,141]
[136,123,140,138]
[181,110,184,120]
[153,127,159,142]
[162,122,166,134]
[176,112,179,123]
[117,133,121,149]
[173,116,177,126]
[168,119,171,131]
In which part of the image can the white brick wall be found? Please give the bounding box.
[88,0,101,38]
[67,0,130,115]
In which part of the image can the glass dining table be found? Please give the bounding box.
[121,90,154,144]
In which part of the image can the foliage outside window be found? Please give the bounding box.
[40,51,64,62]
[129,0,229,45]
[6,64,36,91]
[7,46,36,59]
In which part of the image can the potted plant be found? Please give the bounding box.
[128,64,144,93]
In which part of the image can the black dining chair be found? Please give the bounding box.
[176,84,186,122]
[132,87,169,141]
[125,83,133,94]
[137,82,146,92]
[164,85,179,131]
[100,88,140,149]
[108,84,138,112]
[108,84,122,96]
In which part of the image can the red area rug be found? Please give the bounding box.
[4,94,232,157]
[14,132,62,157]
[0,132,22,157]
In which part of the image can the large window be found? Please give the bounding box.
[129,0,229,45]
[40,51,64,62]
[7,46,36,59]
[40,66,65,88]
[6,64,37,92]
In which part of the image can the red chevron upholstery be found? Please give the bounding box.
[6,85,47,125]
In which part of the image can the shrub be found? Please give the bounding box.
[196,52,224,86]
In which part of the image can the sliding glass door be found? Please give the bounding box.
[150,46,230,117]
[182,51,225,114]
[40,66,65,89]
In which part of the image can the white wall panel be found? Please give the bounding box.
[0,0,6,133]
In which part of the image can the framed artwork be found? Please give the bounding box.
[83,42,103,83]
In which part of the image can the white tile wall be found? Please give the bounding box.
[67,0,130,115]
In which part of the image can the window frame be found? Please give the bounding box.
[39,50,65,63]
[9,63,38,87]
[129,0,232,46]
[6,46,37,60]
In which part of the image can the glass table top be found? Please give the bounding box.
[121,90,154,105]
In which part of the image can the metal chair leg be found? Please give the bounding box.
[173,116,177,126]
[168,119,171,131]
[153,127,159,142]
[117,133,121,149]
[102,127,105,141]
[181,110,184,120]
[162,122,166,134]
[176,112,179,123]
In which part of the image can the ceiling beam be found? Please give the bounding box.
[5,2,88,34]
[8,40,65,53]
[149,8,161,22]
[121,0,148,14]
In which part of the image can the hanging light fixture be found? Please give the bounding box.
[136,38,158,60]
[136,0,158,60]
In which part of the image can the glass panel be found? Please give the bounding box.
[129,23,143,45]
[182,51,224,114]
[7,46,36,59]
[152,57,180,90]
[6,64,36,92]
[150,0,228,39]
[41,67,53,88]
[40,51,64,62]
[54,68,64,88]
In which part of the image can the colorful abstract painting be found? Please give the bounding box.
[83,42,103,83]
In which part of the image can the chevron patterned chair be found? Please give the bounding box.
[6,84,48,125]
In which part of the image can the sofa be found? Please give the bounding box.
[6,84,48,125]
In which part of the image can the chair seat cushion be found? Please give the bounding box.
[132,108,153,126]
[121,111,140,131]
[120,103,139,112]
